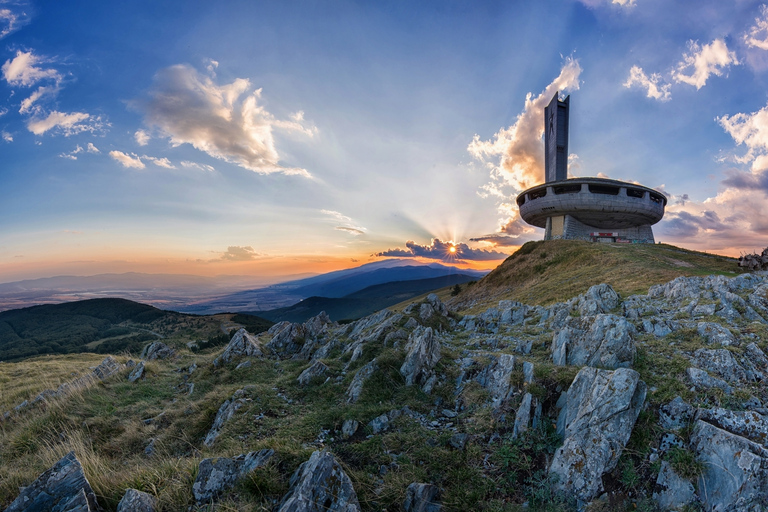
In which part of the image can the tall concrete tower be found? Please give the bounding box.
[544,92,569,183]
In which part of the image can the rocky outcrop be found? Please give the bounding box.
[403,482,442,512]
[691,420,768,511]
[140,341,174,361]
[697,322,736,346]
[574,283,620,316]
[513,392,540,438]
[277,451,360,512]
[117,488,157,512]
[550,367,646,503]
[297,360,329,385]
[687,367,733,394]
[658,396,694,431]
[128,361,145,382]
[696,407,768,446]
[266,312,336,360]
[204,388,251,447]
[31,356,121,406]
[652,461,695,511]
[691,348,751,383]
[213,328,262,367]
[4,451,100,512]
[551,314,635,369]
[346,359,377,403]
[193,449,274,503]
[473,353,515,409]
[400,327,441,392]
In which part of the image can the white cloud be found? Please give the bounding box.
[181,160,215,172]
[2,130,12,142]
[0,4,29,39]
[673,39,738,89]
[134,129,150,146]
[59,152,77,160]
[321,209,367,235]
[143,155,174,168]
[717,101,768,172]
[577,0,635,7]
[109,150,145,169]
[134,63,315,177]
[86,142,99,153]
[0,107,6,117]
[745,5,768,50]
[19,84,59,114]
[623,65,671,101]
[26,111,102,136]
[2,50,60,87]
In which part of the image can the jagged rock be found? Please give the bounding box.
[277,451,361,512]
[748,284,768,317]
[575,283,620,316]
[474,353,515,409]
[403,317,420,330]
[696,407,768,446]
[692,348,750,382]
[128,361,145,382]
[235,360,252,370]
[193,449,274,503]
[341,420,359,439]
[691,420,768,511]
[4,451,100,512]
[622,295,658,320]
[641,317,679,337]
[513,392,540,438]
[266,322,308,358]
[117,488,157,512]
[697,322,736,346]
[298,360,329,385]
[649,276,703,301]
[426,293,448,316]
[346,359,377,403]
[420,303,436,322]
[550,367,646,503]
[746,342,768,371]
[304,311,336,338]
[369,413,391,434]
[400,327,441,391]
[204,388,250,447]
[652,461,695,511]
[140,341,174,361]
[144,438,156,457]
[658,396,694,431]
[384,329,408,346]
[213,328,262,367]
[551,314,635,369]
[686,367,733,394]
[522,361,534,385]
[33,356,121,405]
[450,433,468,450]
[403,482,442,512]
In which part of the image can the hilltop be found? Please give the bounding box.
[1,240,766,512]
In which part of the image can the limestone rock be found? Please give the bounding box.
[277,451,361,512]
[266,322,308,358]
[297,360,329,385]
[400,327,441,391]
[696,407,768,446]
[4,451,100,512]
[213,328,262,367]
[658,396,694,431]
[346,359,377,403]
[652,461,695,511]
[204,388,250,447]
[691,420,768,511]
[697,322,736,346]
[403,482,442,512]
[117,488,157,512]
[575,283,620,316]
[551,314,635,369]
[686,367,733,394]
[193,449,274,503]
[474,353,515,409]
[513,392,540,438]
[304,311,336,339]
[550,367,646,503]
[745,342,768,371]
[140,341,174,361]
[691,348,750,383]
[128,361,145,383]
[341,420,359,439]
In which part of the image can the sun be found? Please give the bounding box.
[449,246,457,254]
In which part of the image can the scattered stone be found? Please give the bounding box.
[369,413,390,435]
[652,461,695,511]
[450,433,468,450]
[204,388,250,447]
[341,420,359,439]
[235,360,252,370]
[144,438,156,457]
[686,367,733,394]
[4,451,100,512]
[400,327,441,391]
[277,451,361,512]
[140,341,174,361]
[193,449,274,503]
[403,482,442,512]
[551,314,635,369]
[658,396,694,431]
[522,361,534,385]
[550,367,646,503]
[346,359,377,403]
[117,488,158,512]
[213,328,263,367]
[128,361,145,383]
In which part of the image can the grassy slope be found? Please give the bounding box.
[450,240,739,313]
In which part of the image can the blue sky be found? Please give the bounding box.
[2,0,768,282]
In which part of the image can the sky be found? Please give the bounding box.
[2,0,768,283]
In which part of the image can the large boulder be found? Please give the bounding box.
[213,328,262,367]
[117,488,157,512]
[400,327,441,392]
[193,449,274,503]
[4,451,100,512]
[550,367,646,503]
[266,322,308,358]
[690,420,768,511]
[204,388,250,447]
[574,283,620,316]
[277,451,360,512]
[140,341,174,361]
[551,314,635,369]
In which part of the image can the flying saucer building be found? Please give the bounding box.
[516,93,666,243]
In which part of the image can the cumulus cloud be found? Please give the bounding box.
[2,50,60,87]
[109,150,145,169]
[1,130,11,142]
[134,129,150,146]
[745,5,768,50]
[468,58,581,193]
[673,39,738,89]
[143,155,174,168]
[717,101,768,173]
[181,160,215,172]
[220,246,260,261]
[26,111,103,136]
[59,145,84,160]
[0,3,29,39]
[133,63,316,177]
[86,142,99,153]
[623,65,671,101]
[377,238,508,262]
